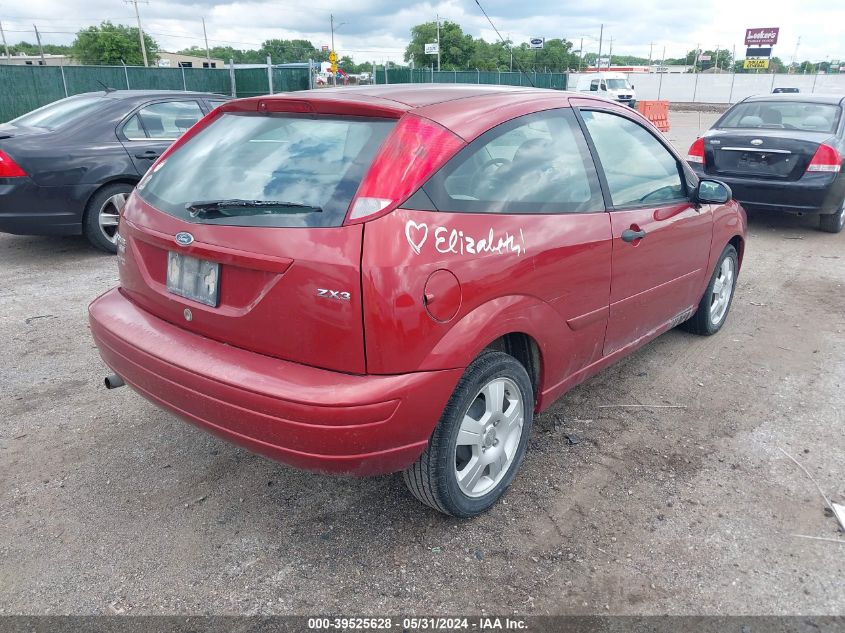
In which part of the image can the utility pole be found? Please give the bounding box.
[714,44,720,71]
[330,13,336,86]
[790,36,801,74]
[692,42,700,73]
[202,17,210,64]
[648,42,653,68]
[0,20,10,59]
[596,24,603,70]
[579,37,584,72]
[33,24,45,65]
[607,37,613,68]
[436,13,441,72]
[125,0,150,67]
[508,33,513,71]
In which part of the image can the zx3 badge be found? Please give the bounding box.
[317,288,351,301]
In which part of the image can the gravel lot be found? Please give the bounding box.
[1,111,843,616]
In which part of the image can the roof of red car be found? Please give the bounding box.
[305,84,558,108]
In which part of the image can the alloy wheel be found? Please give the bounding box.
[454,377,525,498]
[709,256,735,326]
[98,192,127,244]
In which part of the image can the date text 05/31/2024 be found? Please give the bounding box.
[307,617,528,630]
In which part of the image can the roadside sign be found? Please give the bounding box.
[321,45,329,52]
[744,27,779,46]
[746,47,773,58]
[424,42,439,55]
[328,51,337,63]
[744,59,770,69]
[529,37,545,49]
[698,54,711,61]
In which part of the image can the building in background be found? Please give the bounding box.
[156,52,224,69]
[0,54,77,66]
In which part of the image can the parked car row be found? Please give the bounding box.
[2,85,842,516]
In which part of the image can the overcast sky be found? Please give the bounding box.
[1,0,843,65]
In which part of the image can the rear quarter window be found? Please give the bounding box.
[421,109,604,214]
[137,113,395,228]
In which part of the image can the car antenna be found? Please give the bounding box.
[96,79,117,94]
[472,0,535,88]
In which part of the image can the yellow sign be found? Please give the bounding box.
[744,59,769,69]
[331,63,338,74]
[328,51,337,63]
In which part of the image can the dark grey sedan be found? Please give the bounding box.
[0,90,229,252]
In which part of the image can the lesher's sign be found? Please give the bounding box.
[744,27,779,46]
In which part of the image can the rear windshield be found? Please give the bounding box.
[719,101,841,133]
[11,95,109,130]
[137,112,395,228]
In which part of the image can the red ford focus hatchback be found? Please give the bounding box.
[89,85,747,516]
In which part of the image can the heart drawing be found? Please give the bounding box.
[405,220,429,255]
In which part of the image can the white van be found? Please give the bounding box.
[575,72,637,108]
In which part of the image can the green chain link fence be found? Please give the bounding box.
[0,64,311,122]
[374,67,568,90]
[0,63,567,123]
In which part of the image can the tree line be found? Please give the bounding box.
[4,19,839,75]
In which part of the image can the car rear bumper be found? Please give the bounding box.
[88,288,461,476]
[692,167,844,215]
[0,179,93,235]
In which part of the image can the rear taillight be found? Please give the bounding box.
[806,143,842,173]
[687,137,705,165]
[0,149,26,178]
[345,114,464,224]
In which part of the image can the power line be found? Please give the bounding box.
[472,0,534,86]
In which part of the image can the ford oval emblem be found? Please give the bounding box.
[175,232,194,246]
[750,139,764,146]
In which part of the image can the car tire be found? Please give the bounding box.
[819,200,845,234]
[82,183,134,253]
[403,350,534,517]
[681,244,739,336]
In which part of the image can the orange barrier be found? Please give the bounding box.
[637,100,670,132]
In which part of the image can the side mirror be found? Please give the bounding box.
[600,83,607,91]
[695,179,732,204]
[631,84,635,89]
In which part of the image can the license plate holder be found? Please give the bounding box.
[166,252,220,307]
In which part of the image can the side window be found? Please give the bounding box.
[422,109,604,214]
[590,79,600,92]
[136,101,204,140]
[122,114,146,140]
[581,110,686,207]
[208,99,228,110]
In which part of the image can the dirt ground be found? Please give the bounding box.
[1,112,843,616]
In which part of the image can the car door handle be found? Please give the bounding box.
[134,150,160,159]
[621,228,647,242]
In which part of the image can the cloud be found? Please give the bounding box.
[1,0,842,64]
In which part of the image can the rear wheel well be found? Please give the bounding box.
[84,178,139,215]
[728,235,745,268]
[484,333,541,398]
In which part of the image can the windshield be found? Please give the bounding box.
[606,79,630,90]
[11,95,109,130]
[719,101,841,133]
[137,112,395,228]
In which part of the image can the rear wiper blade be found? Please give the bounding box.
[185,199,322,218]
